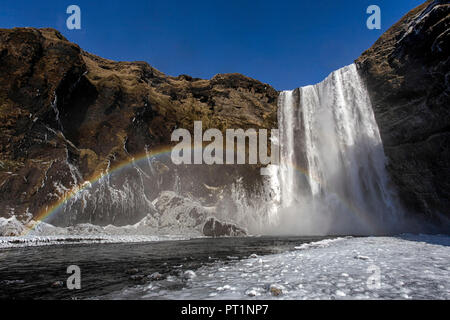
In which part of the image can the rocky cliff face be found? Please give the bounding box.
[0,0,448,232]
[0,27,277,226]
[356,0,449,222]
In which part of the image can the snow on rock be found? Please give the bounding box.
[183,270,197,280]
[0,212,200,248]
[154,191,215,233]
[0,217,26,236]
[0,233,190,248]
[0,190,248,245]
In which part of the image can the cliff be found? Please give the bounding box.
[0,27,277,224]
[356,0,449,222]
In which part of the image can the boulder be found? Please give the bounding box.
[202,217,247,237]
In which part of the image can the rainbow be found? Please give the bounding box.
[27,145,174,233]
[23,144,381,235]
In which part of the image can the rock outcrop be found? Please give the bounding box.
[202,217,247,237]
[356,0,450,222]
[0,28,277,225]
[153,191,215,232]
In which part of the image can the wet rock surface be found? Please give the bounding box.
[356,0,450,222]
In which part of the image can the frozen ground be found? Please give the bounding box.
[0,216,195,248]
[105,235,450,300]
[0,234,192,248]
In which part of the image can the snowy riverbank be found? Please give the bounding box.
[104,234,450,300]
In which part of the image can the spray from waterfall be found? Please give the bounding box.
[270,63,404,235]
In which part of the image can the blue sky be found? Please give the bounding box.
[0,0,424,90]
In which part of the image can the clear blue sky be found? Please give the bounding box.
[0,0,424,90]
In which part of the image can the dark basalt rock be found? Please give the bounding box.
[202,217,247,237]
[356,0,450,223]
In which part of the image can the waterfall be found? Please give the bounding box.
[274,64,402,235]
[39,64,404,236]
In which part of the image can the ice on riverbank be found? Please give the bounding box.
[0,234,192,248]
[0,216,197,248]
[106,234,450,300]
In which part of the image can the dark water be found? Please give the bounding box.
[0,236,332,300]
